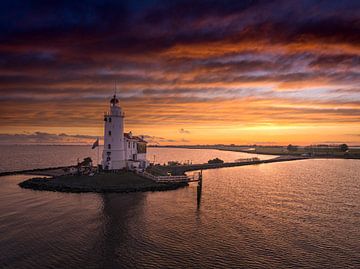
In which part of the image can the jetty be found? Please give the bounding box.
[7,155,309,194]
[147,156,308,176]
[141,170,201,183]
[0,166,73,177]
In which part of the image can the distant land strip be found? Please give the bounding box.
[0,166,71,177]
[149,145,360,158]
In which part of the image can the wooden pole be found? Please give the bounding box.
[97,138,99,172]
[197,170,203,208]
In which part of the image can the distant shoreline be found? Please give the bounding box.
[150,145,360,159]
[0,166,72,177]
[1,146,359,177]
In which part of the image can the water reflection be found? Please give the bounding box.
[1,158,359,268]
[196,171,203,210]
[97,193,147,268]
[197,182,202,210]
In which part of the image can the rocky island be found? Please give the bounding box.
[19,171,188,193]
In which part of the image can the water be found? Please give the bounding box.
[0,145,273,173]
[0,146,359,268]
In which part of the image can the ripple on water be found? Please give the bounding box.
[1,156,360,268]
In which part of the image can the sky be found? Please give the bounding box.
[0,0,359,145]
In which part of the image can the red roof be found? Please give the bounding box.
[124,133,147,143]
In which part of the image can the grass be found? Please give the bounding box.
[55,172,154,187]
[19,171,188,193]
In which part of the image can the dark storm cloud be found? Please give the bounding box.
[1,1,359,54]
[0,0,359,130]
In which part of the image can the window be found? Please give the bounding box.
[137,142,146,153]
[133,142,135,148]
[109,117,112,122]
[108,144,111,149]
[108,131,111,136]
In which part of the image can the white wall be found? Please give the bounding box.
[125,139,138,160]
[102,100,126,170]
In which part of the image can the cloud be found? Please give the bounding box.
[0,132,98,145]
[253,141,277,145]
[0,1,359,145]
[140,135,185,144]
[0,131,186,145]
[309,54,360,69]
[179,128,190,134]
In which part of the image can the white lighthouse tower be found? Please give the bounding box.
[102,94,126,170]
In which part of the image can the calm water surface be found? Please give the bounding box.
[0,146,359,268]
[0,145,273,173]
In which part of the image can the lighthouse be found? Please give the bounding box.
[102,94,126,170]
[101,94,149,171]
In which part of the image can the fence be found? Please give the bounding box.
[141,171,190,183]
[234,157,260,162]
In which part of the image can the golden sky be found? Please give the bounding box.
[0,1,359,145]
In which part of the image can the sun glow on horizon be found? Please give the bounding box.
[0,1,359,146]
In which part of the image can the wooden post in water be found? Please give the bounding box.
[197,170,203,208]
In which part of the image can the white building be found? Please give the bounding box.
[102,94,148,171]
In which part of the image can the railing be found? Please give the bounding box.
[104,112,125,118]
[141,171,190,182]
[234,157,260,162]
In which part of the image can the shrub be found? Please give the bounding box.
[339,144,349,152]
[208,158,224,164]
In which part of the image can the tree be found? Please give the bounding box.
[80,157,93,166]
[168,161,181,166]
[287,144,298,152]
[208,158,224,164]
[339,144,349,152]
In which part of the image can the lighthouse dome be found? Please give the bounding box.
[110,94,119,106]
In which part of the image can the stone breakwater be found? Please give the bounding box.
[15,156,307,194]
[18,172,188,194]
[151,156,309,175]
[0,166,72,177]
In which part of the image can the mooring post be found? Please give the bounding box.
[197,170,203,208]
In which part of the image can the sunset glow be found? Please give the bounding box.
[0,1,359,145]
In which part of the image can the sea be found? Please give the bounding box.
[0,145,359,268]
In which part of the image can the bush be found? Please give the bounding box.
[287,144,298,152]
[339,144,349,152]
[168,161,181,166]
[80,157,93,166]
[208,158,224,164]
